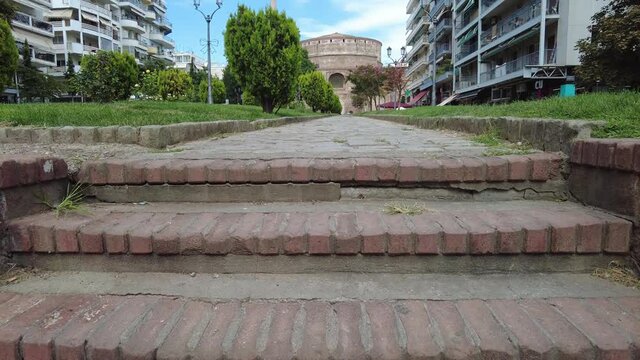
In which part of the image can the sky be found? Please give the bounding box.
[166,0,408,66]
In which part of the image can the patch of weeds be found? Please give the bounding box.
[0,264,35,287]
[375,138,390,144]
[149,147,184,153]
[593,261,640,289]
[211,133,231,140]
[383,202,428,216]
[38,183,89,217]
[473,128,534,156]
[332,137,347,144]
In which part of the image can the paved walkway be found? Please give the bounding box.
[142,116,489,160]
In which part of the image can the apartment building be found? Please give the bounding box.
[172,51,225,80]
[405,0,608,105]
[5,0,175,83]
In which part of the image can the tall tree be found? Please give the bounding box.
[347,65,386,111]
[300,48,316,74]
[384,66,410,109]
[0,19,18,92]
[576,0,640,89]
[222,67,241,104]
[0,2,15,24]
[224,5,303,113]
[77,51,138,102]
[18,39,42,101]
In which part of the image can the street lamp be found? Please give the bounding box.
[194,0,223,105]
[420,0,438,106]
[387,46,407,110]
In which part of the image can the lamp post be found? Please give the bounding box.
[420,0,438,106]
[194,0,223,105]
[387,46,406,110]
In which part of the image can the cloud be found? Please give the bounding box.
[299,0,408,63]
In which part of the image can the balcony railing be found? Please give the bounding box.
[481,0,541,46]
[122,14,145,28]
[455,8,477,30]
[456,43,477,61]
[156,17,172,27]
[481,0,501,11]
[13,12,54,34]
[431,0,452,17]
[81,22,114,36]
[83,44,100,52]
[478,50,555,83]
[458,74,477,90]
[81,0,111,17]
[436,42,451,57]
[436,17,452,35]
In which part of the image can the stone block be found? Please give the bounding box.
[53,126,78,144]
[75,127,98,144]
[116,126,138,144]
[97,126,118,143]
[31,129,54,144]
[139,126,170,148]
[5,127,33,143]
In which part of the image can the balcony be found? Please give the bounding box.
[150,32,175,48]
[456,43,478,62]
[435,18,452,41]
[479,51,544,84]
[431,0,452,18]
[120,0,146,14]
[407,56,428,76]
[480,0,542,47]
[83,44,100,53]
[80,0,111,17]
[81,22,114,37]
[458,74,477,90]
[436,42,451,58]
[17,42,56,67]
[156,16,172,30]
[12,12,54,36]
[455,10,477,33]
[481,0,502,12]
[121,15,145,32]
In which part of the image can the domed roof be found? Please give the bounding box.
[302,32,382,45]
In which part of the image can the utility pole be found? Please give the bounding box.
[271,0,276,9]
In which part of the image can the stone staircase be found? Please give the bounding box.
[0,116,639,359]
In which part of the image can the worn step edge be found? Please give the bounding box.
[10,253,627,274]
[0,292,637,359]
[76,153,563,185]
[6,206,631,257]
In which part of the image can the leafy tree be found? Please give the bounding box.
[139,69,160,99]
[198,77,225,103]
[222,67,242,104]
[0,2,15,24]
[299,71,341,113]
[384,66,410,109]
[0,19,18,91]
[576,0,640,88]
[300,48,316,74]
[157,68,192,100]
[224,5,303,113]
[347,65,386,111]
[77,51,138,102]
[18,39,43,101]
[140,58,166,75]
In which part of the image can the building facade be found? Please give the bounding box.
[4,0,175,99]
[301,33,382,114]
[172,51,224,80]
[405,0,608,104]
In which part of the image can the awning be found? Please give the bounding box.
[455,0,470,12]
[81,12,98,22]
[438,94,458,106]
[45,9,73,20]
[460,0,476,15]
[379,101,413,109]
[19,37,53,50]
[409,90,428,105]
[459,26,477,45]
[457,90,480,101]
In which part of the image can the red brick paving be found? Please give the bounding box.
[77,154,563,186]
[6,206,632,257]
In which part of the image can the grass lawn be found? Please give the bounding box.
[0,101,314,127]
[367,92,640,138]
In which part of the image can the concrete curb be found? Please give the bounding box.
[0,115,328,149]
[367,115,605,154]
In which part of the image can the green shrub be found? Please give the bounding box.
[197,77,226,103]
[158,68,192,100]
[78,51,137,102]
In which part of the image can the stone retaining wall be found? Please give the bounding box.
[569,139,640,258]
[0,156,69,264]
[369,115,604,154]
[0,115,327,149]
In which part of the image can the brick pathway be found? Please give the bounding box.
[141,116,490,160]
[0,292,638,359]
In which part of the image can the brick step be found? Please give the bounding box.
[77,153,563,187]
[0,291,638,359]
[6,200,631,273]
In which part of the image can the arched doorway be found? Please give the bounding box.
[328,73,346,89]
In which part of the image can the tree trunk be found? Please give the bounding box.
[261,96,274,113]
